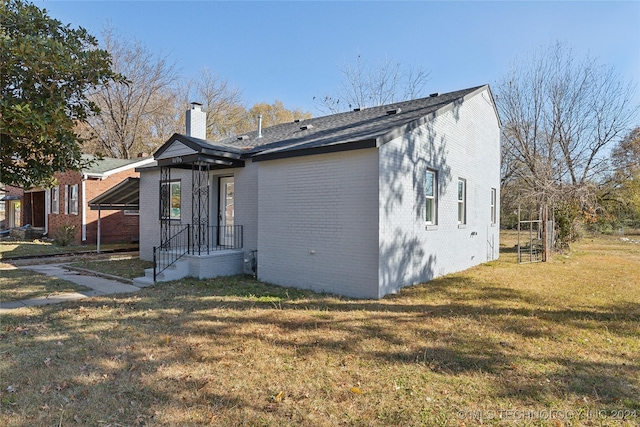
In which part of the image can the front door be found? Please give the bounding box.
[219,177,234,246]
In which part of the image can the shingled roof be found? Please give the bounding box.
[81,155,153,176]
[154,85,492,164]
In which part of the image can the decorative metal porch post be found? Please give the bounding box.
[191,161,210,255]
[160,165,171,248]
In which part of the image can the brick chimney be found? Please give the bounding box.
[186,102,207,139]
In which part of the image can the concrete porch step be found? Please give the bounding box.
[132,276,155,287]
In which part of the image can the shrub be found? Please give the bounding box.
[54,223,76,246]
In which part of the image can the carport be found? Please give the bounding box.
[87,177,139,253]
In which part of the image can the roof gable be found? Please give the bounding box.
[153,134,245,168]
[154,138,198,161]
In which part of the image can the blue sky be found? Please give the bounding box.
[39,1,640,115]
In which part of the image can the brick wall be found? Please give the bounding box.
[138,165,257,262]
[83,169,140,245]
[378,87,501,297]
[47,170,83,243]
[48,169,140,245]
[257,149,380,299]
[138,168,161,260]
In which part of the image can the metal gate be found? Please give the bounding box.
[518,205,553,263]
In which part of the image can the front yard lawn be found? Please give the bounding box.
[0,233,638,426]
[0,268,90,303]
[68,258,153,279]
[0,240,137,260]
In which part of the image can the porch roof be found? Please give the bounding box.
[154,134,245,168]
[88,177,139,211]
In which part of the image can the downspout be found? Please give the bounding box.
[81,176,87,241]
[44,188,49,235]
[30,192,34,227]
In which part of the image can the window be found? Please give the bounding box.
[160,181,181,220]
[490,188,497,225]
[457,178,466,224]
[68,184,78,215]
[51,186,59,214]
[425,169,437,225]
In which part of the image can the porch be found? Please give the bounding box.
[133,224,246,286]
[134,132,251,286]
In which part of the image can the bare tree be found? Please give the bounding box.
[180,71,314,140]
[315,54,430,113]
[179,69,246,140]
[498,42,637,202]
[497,42,638,242]
[85,27,179,158]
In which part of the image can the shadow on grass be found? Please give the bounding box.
[2,271,638,423]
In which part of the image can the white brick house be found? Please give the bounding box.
[135,85,501,298]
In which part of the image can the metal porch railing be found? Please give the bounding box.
[190,225,244,255]
[153,224,190,282]
[153,224,243,282]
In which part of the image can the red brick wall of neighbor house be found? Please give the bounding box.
[47,170,84,243]
[83,169,140,245]
[5,185,24,198]
[48,169,140,245]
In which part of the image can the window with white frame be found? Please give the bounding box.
[51,186,59,214]
[68,184,78,215]
[425,169,437,225]
[490,188,497,225]
[457,178,466,224]
[160,181,181,220]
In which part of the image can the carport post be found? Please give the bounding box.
[97,207,101,254]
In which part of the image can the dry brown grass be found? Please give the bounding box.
[1,233,638,426]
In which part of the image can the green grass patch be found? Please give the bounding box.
[0,268,90,302]
[68,258,153,279]
[0,240,137,259]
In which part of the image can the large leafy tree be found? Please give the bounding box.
[598,127,640,228]
[0,0,121,187]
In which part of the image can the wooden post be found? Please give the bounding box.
[517,205,521,263]
[541,205,553,262]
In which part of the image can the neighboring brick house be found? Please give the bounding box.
[0,185,24,231]
[7,155,153,244]
[137,86,501,298]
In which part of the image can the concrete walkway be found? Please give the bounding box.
[0,263,142,312]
